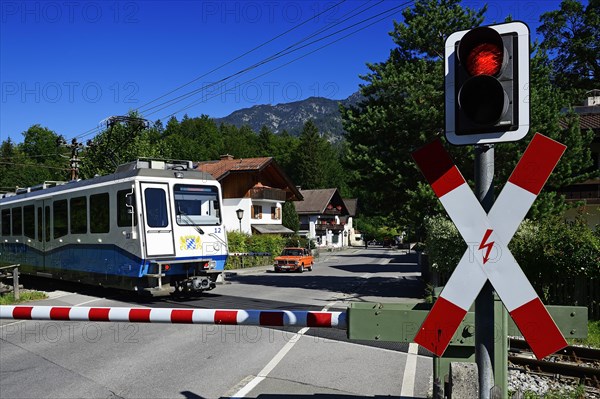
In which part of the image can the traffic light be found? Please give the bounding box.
[444,22,530,145]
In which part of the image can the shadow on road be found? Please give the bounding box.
[227,251,424,300]
[182,392,417,399]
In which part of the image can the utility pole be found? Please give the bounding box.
[68,138,83,181]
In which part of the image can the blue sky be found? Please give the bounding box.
[1,0,566,144]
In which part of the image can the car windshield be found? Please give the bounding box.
[282,249,302,256]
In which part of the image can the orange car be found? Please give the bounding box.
[273,247,314,273]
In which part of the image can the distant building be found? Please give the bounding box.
[560,91,600,228]
[294,188,353,248]
[196,155,302,235]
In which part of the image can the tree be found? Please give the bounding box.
[538,0,600,94]
[342,0,596,239]
[282,201,300,233]
[341,0,484,239]
[269,129,299,173]
[220,124,259,158]
[80,111,160,178]
[257,125,276,156]
[293,120,331,189]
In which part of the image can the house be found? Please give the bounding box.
[294,188,352,248]
[196,155,303,235]
[561,91,600,228]
[342,198,364,247]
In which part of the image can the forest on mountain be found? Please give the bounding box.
[1,0,598,242]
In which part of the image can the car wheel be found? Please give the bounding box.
[298,264,304,273]
[308,262,313,271]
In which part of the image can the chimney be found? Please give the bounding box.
[220,154,234,160]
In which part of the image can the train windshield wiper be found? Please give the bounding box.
[177,207,204,235]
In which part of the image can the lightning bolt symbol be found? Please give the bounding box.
[478,229,495,264]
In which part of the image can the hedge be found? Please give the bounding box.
[425,215,599,279]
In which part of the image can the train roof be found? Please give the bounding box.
[0,158,217,204]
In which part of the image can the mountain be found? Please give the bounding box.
[213,92,363,140]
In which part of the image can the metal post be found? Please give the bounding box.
[474,144,495,399]
[13,266,19,301]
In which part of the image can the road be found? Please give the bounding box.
[0,247,433,399]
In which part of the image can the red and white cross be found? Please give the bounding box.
[411,133,568,359]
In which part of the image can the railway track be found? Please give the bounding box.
[509,338,600,397]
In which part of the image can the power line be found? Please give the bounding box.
[137,0,383,117]
[17,0,411,155]
[166,2,410,118]
[135,0,348,113]
[145,1,409,118]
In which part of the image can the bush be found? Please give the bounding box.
[510,216,600,280]
[284,235,316,249]
[225,232,287,269]
[425,215,599,277]
[424,216,465,273]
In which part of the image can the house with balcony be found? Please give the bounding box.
[196,155,303,235]
[561,91,600,228]
[294,188,351,248]
[342,198,364,247]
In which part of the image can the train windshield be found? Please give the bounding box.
[174,184,221,226]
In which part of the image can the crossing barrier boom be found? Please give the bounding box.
[0,305,347,329]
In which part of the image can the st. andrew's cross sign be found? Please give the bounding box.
[411,133,568,359]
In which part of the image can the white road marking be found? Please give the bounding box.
[400,343,420,397]
[0,296,105,330]
[229,301,339,398]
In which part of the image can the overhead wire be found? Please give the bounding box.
[160,1,411,119]
[70,1,349,143]
[146,0,410,119]
[10,0,412,159]
[135,0,348,112]
[137,0,385,117]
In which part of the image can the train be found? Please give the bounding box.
[0,158,228,296]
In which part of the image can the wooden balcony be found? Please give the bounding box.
[315,223,345,232]
[248,187,287,201]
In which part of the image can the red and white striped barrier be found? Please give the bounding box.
[0,306,346,329]
[411,133,568,359]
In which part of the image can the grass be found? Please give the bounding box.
[0,290,48,305]
[510,385,587,399]
[570,319,600,348]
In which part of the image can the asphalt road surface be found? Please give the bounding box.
[0,247,433,399]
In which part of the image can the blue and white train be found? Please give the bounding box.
[0,159,228,296]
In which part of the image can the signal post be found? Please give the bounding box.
[445,21,531,398]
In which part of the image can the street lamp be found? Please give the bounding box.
[236,208,244,233]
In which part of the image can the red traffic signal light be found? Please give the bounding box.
[445,22,530,145]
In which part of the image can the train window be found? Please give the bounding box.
[117,190,137,227]
[12,207,22,236]
[90,193,110,233]
[23,205,35,239]
[45,206,50,242]
[37,207,42,242]
[144,188,168,228]
[53,199,68,238]
[70,196,87,234]
[1,209,10,236]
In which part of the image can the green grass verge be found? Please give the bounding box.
[510,385,586,399]
[0,290,48,305]
[569,319,600,348]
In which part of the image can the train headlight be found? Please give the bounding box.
[208,260,216,269]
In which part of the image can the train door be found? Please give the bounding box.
[141,182,175,257]
[35,200,50,272]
